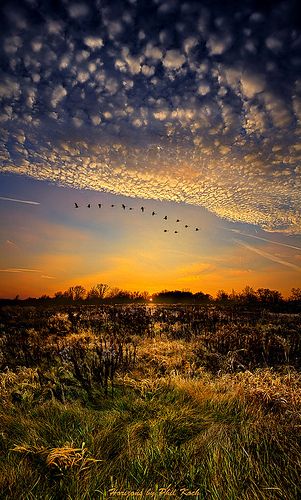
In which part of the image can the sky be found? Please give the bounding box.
[0,0,301,298]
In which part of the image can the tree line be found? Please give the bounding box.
[3,284,301,308]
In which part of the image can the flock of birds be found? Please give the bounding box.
[74,202,200,233]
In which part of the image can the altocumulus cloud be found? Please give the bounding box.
[0,0,301,233]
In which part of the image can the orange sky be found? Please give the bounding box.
[0,177,300,299]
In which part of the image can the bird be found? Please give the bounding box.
[87,204,91,208]
[185,225,189,228]
[98,203,101,208]
[74,203,79,208]
[152,211,156,216]
[174,231,178,234]
[195,228,199,231]
[122,204,126,210]
[129,207,133,210]
[141,206,144,212]
[164,216,168,220]
[176,219,180,222]
[111,204,115,207]
[164,229,168,232]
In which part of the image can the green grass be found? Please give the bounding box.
[1,381,300,500]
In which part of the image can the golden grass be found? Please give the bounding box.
[230,369,301,411]
[0,367,40,405]
[133,335,196,377]
[11,442,101,471]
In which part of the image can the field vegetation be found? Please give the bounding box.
[0,290,301,499]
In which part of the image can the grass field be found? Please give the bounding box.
[0,304,300,499]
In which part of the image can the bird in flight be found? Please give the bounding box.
[72,201,203,238]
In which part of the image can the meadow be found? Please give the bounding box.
[0,303,300,499]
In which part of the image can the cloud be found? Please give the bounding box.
[3,36,22,55]
[0,196,40,205]
[163,50,185,69]
[31,39,43,52]
[262,92,292,128]
[224,228,301,251]
[121,49,143,75]
[183,36,198,54]
[68,3,90,18]
[0,268,41,273]
[106,20,123,38]
[5,239,16,245]
[240,72,265,99]
[0,0,300,235]
[90,114,101,126]
[47,19,64,34]
[235,240,301,271]
[243,103,267,135]
[197,81,210,96]
[144,44,163,61]
[206,33,232,55]
[141,65,155,77]
[265,36,283,52]
[51,85,67,108]
[0,77,20,99]
[84,36,103,50]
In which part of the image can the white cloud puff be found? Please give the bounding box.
[265,36,283,51]
[144,44,163,61]
[90,115,101,125]
[197,82,210,96]
[47,19,64,34]
[51,85,67,108]
[0,77,20,99]
[141,65,155,77]
[163,50,185,69]
[84,36,104,49]
[122,49,142,75]
[240,72,265,99]
[206,33,232,56]
[31,39,43,52]
[183,36,198,54]
[3,36,22,55]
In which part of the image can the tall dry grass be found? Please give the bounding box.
[0,304,301,498]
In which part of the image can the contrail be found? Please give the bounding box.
[0,196,40,205]
[0,268,41,273]
[235,239,301,271]
[224,227,301,251]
